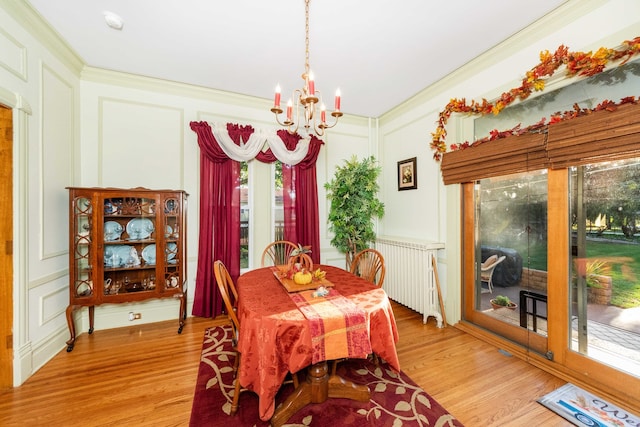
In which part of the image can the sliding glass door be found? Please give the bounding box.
[569,159,640,377]
[463,170,549,356]
[457,56,640,404]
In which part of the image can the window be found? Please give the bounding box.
[273,161,284,241]
[240,161,249,269]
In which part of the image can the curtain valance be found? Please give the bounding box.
[191,121,311,165]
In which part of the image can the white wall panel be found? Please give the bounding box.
[28,277,68,345]
[380,117,441,242]
[99,99,184,189]
[0,26,26,80]
[41,64,73,259]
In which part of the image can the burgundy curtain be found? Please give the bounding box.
[190,122,323,317]
[279,131,324,265]
[189,121,242,318]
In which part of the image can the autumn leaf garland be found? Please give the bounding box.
[430,36,640,161]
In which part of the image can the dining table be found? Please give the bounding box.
[236,264,400,424]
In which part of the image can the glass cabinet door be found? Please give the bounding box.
[71,195,94,298]
[162,195,182,291]
[102,195,159,297]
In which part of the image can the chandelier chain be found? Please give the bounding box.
[304,0,310,76]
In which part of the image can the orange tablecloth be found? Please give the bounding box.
[237,265,400,421]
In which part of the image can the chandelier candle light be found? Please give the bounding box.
[271,0,342,137]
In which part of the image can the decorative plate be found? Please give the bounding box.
[142,244,156,265]
[104,221,124,241]
[119,245,141,266]
[104,245,140,267]
[165,225,173,238]
[104,245,126,267]
[126,218,154,240]
[166,242,177,261]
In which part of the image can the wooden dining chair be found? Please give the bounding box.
[350,248,386,288]
[261,240,298,267]
[214,260,299,413]
[213,260,243,415]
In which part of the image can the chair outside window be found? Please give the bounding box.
[213,260,243,415]
[480,255,506,294]
[261,240,298,267]
[350,248,385,288]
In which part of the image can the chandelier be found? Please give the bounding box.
[270,0,342,137]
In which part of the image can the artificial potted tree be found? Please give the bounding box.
[325,155,385,268]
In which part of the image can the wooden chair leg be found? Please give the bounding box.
[371,353,380,365]
[231,360,242,415]
[292,372,299,388]
[232,350,239,374]
[331,360,340,376]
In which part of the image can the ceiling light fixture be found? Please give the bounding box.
[271,0,341,137]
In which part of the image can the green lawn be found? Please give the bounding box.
[585,240,640,308]
[512,238,639,308]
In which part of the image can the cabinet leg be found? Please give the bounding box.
[88,305,95,334]
[65,305,76,352]
[176,293,186,334]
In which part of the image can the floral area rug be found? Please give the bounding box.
[189,325,463,426]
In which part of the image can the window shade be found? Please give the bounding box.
[440,132,547,185]
[546,102,640,168]
[441,102,640,185]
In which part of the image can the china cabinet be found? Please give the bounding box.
[66,187,188,352]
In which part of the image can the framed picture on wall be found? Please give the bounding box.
[397,157,417,191]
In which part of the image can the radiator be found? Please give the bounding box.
[375,236,445,327]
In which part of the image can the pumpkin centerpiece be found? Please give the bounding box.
[287,253,313,278]
[293,268,313,285]
[286,244,314,282]
[282,244,328,289]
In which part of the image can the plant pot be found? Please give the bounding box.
[490,299,517,311]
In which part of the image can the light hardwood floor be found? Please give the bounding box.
[0,302,571,426]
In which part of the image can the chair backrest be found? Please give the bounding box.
[350,248,385,287]
[213,260,240,337]
[261,240,298,267]
[481,255,506,281]
[481,254,498,269]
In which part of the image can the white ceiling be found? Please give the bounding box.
[27,0,567,118]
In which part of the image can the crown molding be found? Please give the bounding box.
[82,66,371,127]
[82,66,265,106]
[1,0,84,75]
